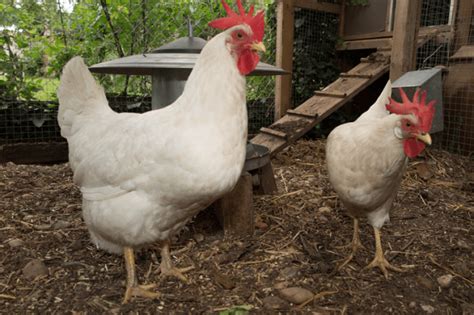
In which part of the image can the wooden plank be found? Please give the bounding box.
[294,0,341,14]
[390,0,422,81]
[251,55,390,156]
[338,38,392,50]
[286,108,319,119]
[343,31,393,41]
[454,0,473,50]
[213,173,254,237]
[260,127,288,139]
[450,45,474,60]
[250,133,286,154]
[275,0,295,120]
[338,25,452,51]
[0,142,68,164]
[314,91,347,98]
[340,72,373,79]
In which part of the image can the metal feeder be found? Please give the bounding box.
[89,23,287,110]
[392,68,444,133]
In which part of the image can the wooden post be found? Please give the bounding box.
[214,173,254,237]
[254,162,278,195]
[338,0,346,37]
[275,0,294,120]
[390,0,422,82]
[454,0,473,51]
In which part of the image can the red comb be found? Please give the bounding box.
[209,0,265,42]
[386,88,436,132]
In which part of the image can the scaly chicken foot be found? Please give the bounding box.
[122,246,160,304]
[363,227,405,279]
[159,240,194,283]
[337,218,365,270]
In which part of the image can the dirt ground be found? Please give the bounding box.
[1,139,473,314]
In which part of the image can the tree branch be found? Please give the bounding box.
[99,0,125,58]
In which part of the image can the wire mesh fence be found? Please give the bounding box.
[1,0,473,158]
[0,0,276,146]
[292,7,340,107]
[417,0,474,155]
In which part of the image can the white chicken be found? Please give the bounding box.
[326,80,436,278]
[57,0,266,303]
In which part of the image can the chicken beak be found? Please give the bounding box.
[416,133,432,145]
[251,42,266,53]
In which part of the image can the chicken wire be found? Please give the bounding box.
[416,0,474,155]
[0,0,277,146]
[291,6,340,107]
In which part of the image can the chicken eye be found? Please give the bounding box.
[406,122,411,127]
[236,32,243,39]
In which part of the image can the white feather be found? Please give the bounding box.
[326,80,408,229]
[57,26,248,253]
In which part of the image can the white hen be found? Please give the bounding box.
[326,80,435,278]
[57,0,266,303]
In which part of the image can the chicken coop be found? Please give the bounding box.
[1,0,473,314]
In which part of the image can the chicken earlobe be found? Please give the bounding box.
[122,247,160,304]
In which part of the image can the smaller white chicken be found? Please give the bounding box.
[326,80,436,278]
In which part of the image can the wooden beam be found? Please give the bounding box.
[450,45,474,60]
[339,0,346,37]
[338,38,392,50]
[294,0,341,14]
[454,0,473,50]
[390,0,422,82]
[275,0,295,120]
[0,142,68,164]
[343,31,393,41]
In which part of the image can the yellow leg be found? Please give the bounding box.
[159,240,194,282]
[337,218,365,270]
[122,246,160,304]
[364,227,405,279]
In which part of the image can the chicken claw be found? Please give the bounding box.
[363,227,405,279]
[336,218,365,270]
[123,284,161,304]
[122,247,160,304]
[159,240,194,283]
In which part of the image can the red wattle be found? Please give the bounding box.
[237,50,259,75]
[403,138,426,158]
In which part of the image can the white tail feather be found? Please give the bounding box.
[57,57,110,138]
[356,80,392,122]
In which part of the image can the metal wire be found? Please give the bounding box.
[416,0,473,155]
[0,0,276,144]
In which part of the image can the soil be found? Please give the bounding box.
[1,139,473,314]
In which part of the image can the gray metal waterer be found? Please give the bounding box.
[89,22,286,109]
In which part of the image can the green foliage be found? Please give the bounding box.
[1,0,276,102]
[292,9,340,106]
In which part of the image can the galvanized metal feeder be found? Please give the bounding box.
[89,26,286,236]
[392,68,444,133]
[90,25,286,109]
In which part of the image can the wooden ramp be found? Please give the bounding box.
[250,50,390,156]
[251,25,450,156]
